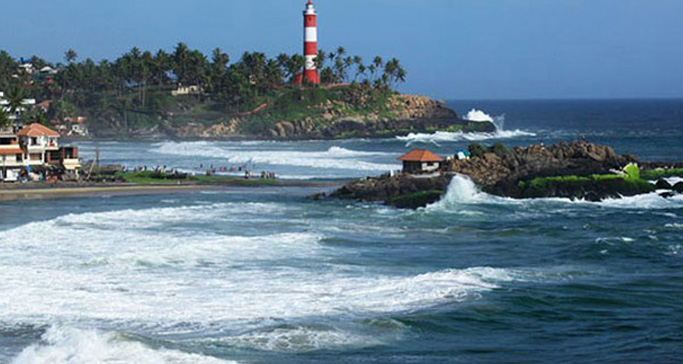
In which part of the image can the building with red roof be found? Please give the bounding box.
[397,149,444,174]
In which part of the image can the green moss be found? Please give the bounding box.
[524,172,655,198]
[641,168,683,180]
[623,163,640,180]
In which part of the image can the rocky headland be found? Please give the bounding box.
[329,141,683,209]
[94,93,495,140]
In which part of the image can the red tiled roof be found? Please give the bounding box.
[397,149,443,162]
[0,148,22,155]
[16,123,60,137]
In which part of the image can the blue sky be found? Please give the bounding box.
[2,0,682,99]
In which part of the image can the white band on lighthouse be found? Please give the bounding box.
[305,55,316,70]
[304,28,317,42]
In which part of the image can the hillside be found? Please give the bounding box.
[92,85,494,140]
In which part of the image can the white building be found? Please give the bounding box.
[0,129,24,181]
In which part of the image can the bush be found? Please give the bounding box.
[468,143,487,158]
[490,142,508,157]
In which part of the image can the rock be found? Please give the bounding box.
[660,192,676,199]
[674,182,683,193]
[655,179,673,190]
[328,141,667,209]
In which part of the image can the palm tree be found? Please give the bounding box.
[65,49,78,64]
[7,86,27,115]
[173,42,190,85]
[0,109,10,129]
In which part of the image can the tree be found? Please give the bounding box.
[0,109,11,129]
[6,86,27,115]
[172,42,190,84]
[65,49,78,64]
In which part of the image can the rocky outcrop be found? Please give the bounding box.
[331,173,453,205]
[449,141,638,197]
[327,141,676,208]
[171,119,241,139]
[266,94,493,139]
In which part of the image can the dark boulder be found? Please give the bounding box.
[674,182,683,193]
[656,179,673,190]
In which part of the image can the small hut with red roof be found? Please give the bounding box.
[397,149,444,174]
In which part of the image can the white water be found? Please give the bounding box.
[151,142,399,173]
[464,109,496,123]
[12,326,236,364]
[398,129,536,146]
[428,175,683,212]
[398,109,535,146]
[0,202,525,356]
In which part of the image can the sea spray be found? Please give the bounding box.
[398,109,534,146]
[426,175,503,211]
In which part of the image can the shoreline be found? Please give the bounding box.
[0,184,214,201]
[0,180,344,202]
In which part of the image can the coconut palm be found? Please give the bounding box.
[6,86,27,115]
[65,49,78,64]
[0,109,10,129]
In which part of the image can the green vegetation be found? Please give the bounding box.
[641,168,683,180]
[468,142,508,158]
[623,163,640,180]
[387,190,443,209]
[0,45,407,135]
[523,165,655,198]
[0,109,10,129]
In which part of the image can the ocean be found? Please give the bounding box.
[1,99,682,363]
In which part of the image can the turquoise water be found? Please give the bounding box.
[1,99,682,363]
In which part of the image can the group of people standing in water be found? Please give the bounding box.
[200,163,277,180]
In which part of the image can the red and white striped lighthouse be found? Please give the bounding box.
[303,0,320,84]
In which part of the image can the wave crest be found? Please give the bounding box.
[12,326,235,364]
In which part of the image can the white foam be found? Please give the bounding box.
[426,175,511,211]
[397,129,536,146]
[464,109,495,123]
[12,326,235,364]
[0,204,524,338]
[664,177,683,185]
[151,142,398,172]
[428,175,683,212]
[218,325,388,353]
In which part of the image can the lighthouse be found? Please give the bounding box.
[303,0,320,84]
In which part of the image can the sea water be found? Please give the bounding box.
[1,99,682,363]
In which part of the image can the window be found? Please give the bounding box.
[15,154,22,162]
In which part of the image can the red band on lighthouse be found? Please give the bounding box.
[303,1,320,84]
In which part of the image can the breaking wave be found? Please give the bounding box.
[398,109,534,146]
[0,203,527,340]
[12,326,235,364]
[398,129,536,146]
[151,142,398,172]
[428,175,683,212]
